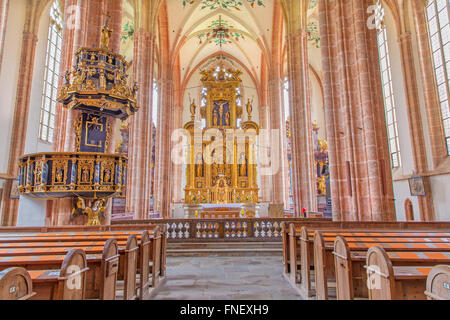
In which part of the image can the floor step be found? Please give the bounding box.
[167,241,282,257]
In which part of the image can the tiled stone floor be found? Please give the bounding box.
[153,256,302,300]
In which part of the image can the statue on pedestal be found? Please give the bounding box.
[101,14,112,49]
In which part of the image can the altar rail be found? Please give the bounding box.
[112,218,331,242]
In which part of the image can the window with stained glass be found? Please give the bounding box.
[377,24,402,168]
[39,1,63,143]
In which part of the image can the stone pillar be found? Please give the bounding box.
[286,29,317,216]
[85,0,105,47]
[258,56,271,203]
[1,31,38,226]
[126,29,155,220]
[107,0,123,53]
[51,0,106,226]
[156,77,174,218]
[258,104,271,202]
[319,0,395,221]
[0,0,9,74]
[268,76,286,206]
[397,28,435,221]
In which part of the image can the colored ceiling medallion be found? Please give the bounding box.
[198,15,244,46]
[121,21,135,43]
[308,0,318,10]
[183,0,264,11]
[307,21,320,48]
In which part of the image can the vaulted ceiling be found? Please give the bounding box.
[166,1,276,87]
[121,0,321,87]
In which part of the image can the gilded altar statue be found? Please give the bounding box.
[184,65,259,204]
[246,98,253,121]
[239,153,247,176]
[101,15,112,49]
[190,96,197,120]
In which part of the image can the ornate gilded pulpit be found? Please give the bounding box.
[18,21,138,225]
[184,65,259,205]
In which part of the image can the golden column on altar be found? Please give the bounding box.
[184,66,259,204]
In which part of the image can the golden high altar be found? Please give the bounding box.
[184,66,259,205]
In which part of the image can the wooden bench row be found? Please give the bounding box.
[365,247,449,300]
[281,221,450,300]
[0,228,167,300]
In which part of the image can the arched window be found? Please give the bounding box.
[39,1,63,143]
[426,0,450,155]
[377,19,402,168]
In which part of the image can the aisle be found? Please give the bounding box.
[152,256,302,300]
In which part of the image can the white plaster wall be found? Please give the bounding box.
[383,5,423,220]
[430,174,450,221]
[0,0,26,173]
[17,3,54,226]
[310,71,325,140]
[392,180,419,221]
[386,3,450,222]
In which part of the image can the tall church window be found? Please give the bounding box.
[426,0,450,155]
[283,78,294,209]
[377,25,402,168]
[152,79,159,126]
[39,1,63,143]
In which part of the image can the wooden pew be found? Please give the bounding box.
[365,246,434,300]
[122,235,138,300]
[0,229,165,293]
[0,228,166,299]
[139,231,151,300]
[0,267,35,300]
[335,237,450,300]
[0,224,167,277]
[289,225,450,298]
[282,221,450,277]
[0,236,139,300]
[28,249,88,300]
[0,239,119,300]
[424,265,450,300]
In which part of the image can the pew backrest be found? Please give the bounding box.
[58,249,89,300]
[425,265,450,300]
[0,267,34,300]
[100,239,120,300]
[124,235,138,300]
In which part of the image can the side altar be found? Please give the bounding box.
[183,65,259,213]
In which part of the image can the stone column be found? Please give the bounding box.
[85,0,105,47]
[51,0,112,226]
[268,75,287,206]
[319,0,395,221]
[286,28,317,216]
[1,31,38,226]
[156,77,174,218]
[126,29,155,220]
[107,0,123,53]
[258,56,271,203]
[258,103,271,202]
